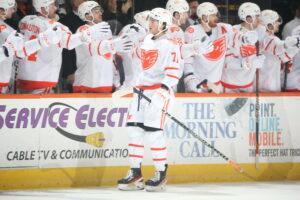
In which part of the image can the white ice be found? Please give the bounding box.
[0,181,299,200]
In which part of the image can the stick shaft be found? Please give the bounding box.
[133,88,243,172]
[255,41,260,168]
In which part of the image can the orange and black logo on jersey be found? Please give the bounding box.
[203,36,226,61]
[141,49,158,70]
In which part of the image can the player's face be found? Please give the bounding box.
[47,3,57,18]
[91,7,103,24]
[208,13,219,27]
[149,17,159,35]
[179,12,189,25]
[246,15,260,28]
[2,6,17,19]
[273,21,281,33]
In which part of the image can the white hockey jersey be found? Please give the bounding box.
[117,23,146,88]
[259,32,298,92]
[136,34,181,89]
[17,15,82,90]
[184,23,238,87]
[0,21,14,88]
[73,24,115,92]
[167,25,184,46]
[0,20,41,90]
[167,24,185,81]
[221,25,266,90]
[285,25,300,91]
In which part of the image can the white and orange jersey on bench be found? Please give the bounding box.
[285,25,300,91]
[221,24,266,91]
[0,21,15,88]
[184,23,237,87]
[17,15,82,90]
[73,25,114,93]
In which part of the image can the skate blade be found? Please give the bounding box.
[145,180,167,192]
[118,182,144,191]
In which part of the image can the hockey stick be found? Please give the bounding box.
[282,61,291,92]
[130,87,244,173]
[112,87,133,99]
[13,59,19,94]
[255,41,260,169]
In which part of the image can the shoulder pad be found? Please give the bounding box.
[0,25,7,31]
[48,19,56,25]
[169,26,181,33]
[185,26,195,34]
[78,25,89,32]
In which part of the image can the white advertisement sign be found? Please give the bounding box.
[0,95,299,169]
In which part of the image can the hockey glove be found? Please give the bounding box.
[126,24,146,44]
[241,31,258,45]
[81,22,111,43]
[112,35,134,53]
[193,36,214,55]
[246,54,265,69]
[38,28,62,47]
[284,35,300,49]
[3,31,24,57]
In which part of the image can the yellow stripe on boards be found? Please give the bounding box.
[0,163,300,190]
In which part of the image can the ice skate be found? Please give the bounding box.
[145,165,168,192]
[118,168,144,191]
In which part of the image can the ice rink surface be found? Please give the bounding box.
[0,181,300,200]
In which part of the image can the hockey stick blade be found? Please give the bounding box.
[228,160,244,173]
[112,87,133,99]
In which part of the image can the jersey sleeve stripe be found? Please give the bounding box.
[150,147,167,151]
[166,74,180,79]
[129,144,144,148]
[164,67,180,70]
[88,43,92,56]
[97,40,103,56]
[264,39,274,51]
[66,32,72,49]
[285,52,292,60]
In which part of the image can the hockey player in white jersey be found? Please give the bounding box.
[284,25,300,91]
[258,10,300,92]
[73,1,133,93]
[117,10,149,88]
[184,2,258,93]
[16,0,110,94]
[118,8,181,192]
[166,0,215,60]
[166,0,218,92]
[0,0,62,94]
[221,2,266,93]
[165,0,189,46]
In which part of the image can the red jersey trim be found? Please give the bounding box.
[221,81,253,89]
[17,79,57,90]
[136,84,161,90]
[0,82,9,87]
[73,86,113,93]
